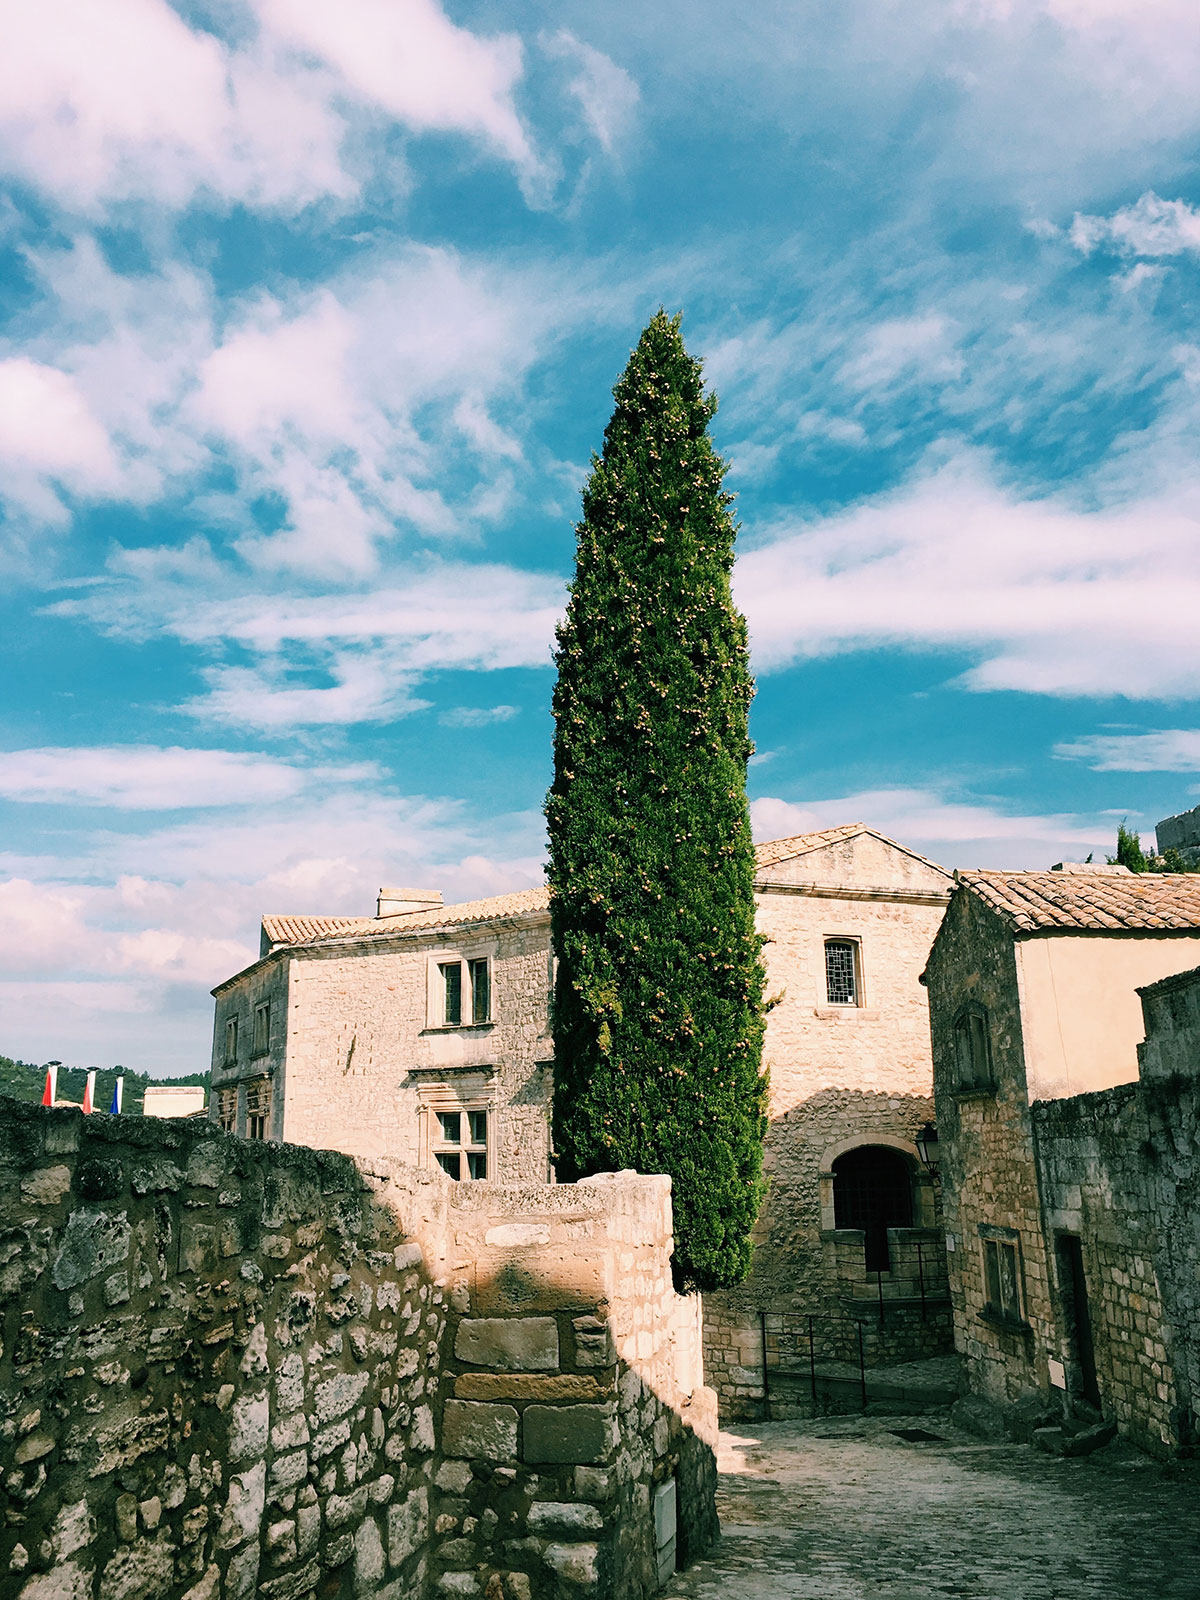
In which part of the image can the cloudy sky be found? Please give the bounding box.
[3,0,1200,1074]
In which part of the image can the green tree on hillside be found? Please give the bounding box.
[546,310,767,1292]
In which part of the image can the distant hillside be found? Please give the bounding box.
[0,1055,210,1115]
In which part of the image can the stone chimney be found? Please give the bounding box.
[377,887,443,918]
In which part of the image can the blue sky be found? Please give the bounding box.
[3,0,1200,1074]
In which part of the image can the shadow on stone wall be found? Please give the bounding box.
[0,1098,717,1600]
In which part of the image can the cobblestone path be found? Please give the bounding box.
[665,1414,1200,1600]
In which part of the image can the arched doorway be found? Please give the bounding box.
[832,1145,914,1272]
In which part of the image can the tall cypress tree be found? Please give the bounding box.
[546,310,767,1292]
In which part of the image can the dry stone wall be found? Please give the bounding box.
[0,1100,716,1600]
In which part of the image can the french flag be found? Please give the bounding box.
[109,1077,123,1115]
[82,1070,96,1115]
[41,1063,58,1107]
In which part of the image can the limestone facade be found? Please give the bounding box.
[926,869,1200,1455]
[0,1097,716,1600]
[211,826,957,1419]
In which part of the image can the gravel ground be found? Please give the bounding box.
[664,1412,1200,1600]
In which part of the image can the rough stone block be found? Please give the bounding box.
[51,1208,131,1290]
[522,1405,616,1465]
[442,1401,519,1461]
[354,1517,386,1592]
[98,1536,177,1600]
[21,1165,71,1205]
[228,1393,269,1462]
[527,1501,603,1536]
[387,1486,429,1568]
[455,1374,603,1403]
[314,1371,369,1425]
[455,1317,559,1371]
[543,1542,600,1588]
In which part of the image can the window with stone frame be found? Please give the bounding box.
[437,957,492,1026]
[954,1006,994,1090]
[824,939,861,1006]
[224,1015,239,1066]
[252,1000,271,1057]
[982,1235,1024,1324]
[217,1085,238,1133]
[246,1077,272,1140]
[431,1107,489,1180]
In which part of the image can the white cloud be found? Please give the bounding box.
[1070,192,1200,259]
[542,31,639,159]
[751,787,1109,871]
[0,746,374,807]
[0,357,121,526]
[1054,729,1200,772]
[837,316,963,394]
[735,455,1200,698]
[438,705,520,728]
[182,655,431,729]
[0,0,352,213]
[257,0,542,188]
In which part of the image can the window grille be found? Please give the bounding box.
[441,962,462,1026]
[246,1078,272,1141]
[824,940,859,1005]
[431,1106,489,1180]
[469,958,490,1023]
[224,1016,239,1066]
[217,1086,238,1133]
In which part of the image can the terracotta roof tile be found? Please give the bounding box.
[751,823,865,868]
[261,914,378,946]
[959,870,1200,933]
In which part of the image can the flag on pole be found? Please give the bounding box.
[41,1063,58,1107]
[82,1070,96,1115]
[109,1076,123,1115]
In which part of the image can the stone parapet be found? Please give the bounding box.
[0,1102,715,1600]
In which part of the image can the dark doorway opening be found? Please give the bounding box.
[833,1146,914,1272]
[1057,1233,1100,1410]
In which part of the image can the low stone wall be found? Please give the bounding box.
[0,1099,717,1600]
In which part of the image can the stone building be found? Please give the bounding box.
[924,865,1200,1455]
[1156,802,1200,867]
[211,825,956,1418]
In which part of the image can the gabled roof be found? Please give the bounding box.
[753,823,951,880]
[259,826,949,955]
[958,869,1200,934]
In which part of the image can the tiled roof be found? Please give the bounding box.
[261,914,378,946]
[363,886,550,936]
[752,823,865,868]
[753,824,952,880]
[959,870,1200,934]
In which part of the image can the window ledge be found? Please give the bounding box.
[952,1085,998,1102]
[977,1309,1033,1338]
[422,1022,495,1034]
[812,1007,880,1020]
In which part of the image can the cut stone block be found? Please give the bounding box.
[442,1400,518,1462]
[454,1317,558,1372]
[522,1404,616,1465]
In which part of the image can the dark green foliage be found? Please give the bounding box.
[1109,821,1148,872]
[546,311,767,1292]
[0,1053,210,1113]
[1106,821,1198,875]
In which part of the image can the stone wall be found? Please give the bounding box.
[0,1100,716,1600]
[927,888,1056,1413]
[1032,1085,1184,1454]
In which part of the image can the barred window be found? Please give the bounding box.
[224,1016,239,1066]
[252,1000,270,1057]
[825,940,859,1006]
[431,1107,489,1180]
[217,1086,238,1133]
[246,1078,272,1141]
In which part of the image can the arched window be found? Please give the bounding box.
[832,1145,914,1272]
[954,1005,993,1090]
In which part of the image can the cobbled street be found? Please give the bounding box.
[664,1414,1200,1600]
